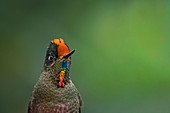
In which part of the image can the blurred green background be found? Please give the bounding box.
[1,0,170,113]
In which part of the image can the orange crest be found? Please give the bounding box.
[51,38,70,58]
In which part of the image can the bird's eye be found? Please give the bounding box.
[48,55,54,61]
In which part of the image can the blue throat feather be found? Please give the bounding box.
[61,60,69,71]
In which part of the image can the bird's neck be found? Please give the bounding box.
[33,71,73,105]
[44,60,71,88]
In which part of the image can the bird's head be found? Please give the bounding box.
[43,38,75,87]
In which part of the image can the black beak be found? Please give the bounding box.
[63,49,76,59]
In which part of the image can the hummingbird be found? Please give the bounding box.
[28,38,83,113]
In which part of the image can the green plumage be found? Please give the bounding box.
[28,39,83,113]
